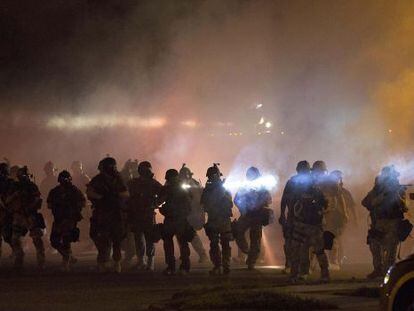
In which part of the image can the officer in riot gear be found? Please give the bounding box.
[289,171,330,282]
[6,166,46,270]
[201,164,233,275]
[126,161,162,271]
[362,165,407,279]
[0,162,14,258]
[279,160,312,273]
[179,164,208,264]
[159,169,193,275]
[47,170,85,271]
[234,167,272,270]
[86,157,129,273]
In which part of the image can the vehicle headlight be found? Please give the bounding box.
[384,267,393,285]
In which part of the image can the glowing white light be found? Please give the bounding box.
[46,115,166,130]
[223,174,278,192]
[388,129,393,133]
[259,117,265,125]
[181,184,191,190]
[265,121,272,129]
[256,103,263,109]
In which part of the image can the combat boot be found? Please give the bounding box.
[146,256,155,271]
[320,269,330,283]
[222,266,231,276]
[209,266,222,276]
[163,267,175,276]
[114,261,122,273]
[62,259,70,272]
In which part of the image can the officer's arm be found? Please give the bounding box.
[86,185,102,200]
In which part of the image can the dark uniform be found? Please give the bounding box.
[159,169,193,275]
[201,164,233,275]
[87,157,128,273]
[290,174,329,282]
[127,161,162,270]
[280,161,312,272]
[47,171,85,270]
[362,166,407,279]
[234,167,272,270]
[0,163,13,258]
[6,167,46,270]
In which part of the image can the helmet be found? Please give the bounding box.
[330,170,343,179]
[138,161,153,178]
[312,161,327,173]
[381,165,400,179]
[58,170,72,185]
[17,166,30,181]
[165,169,179,181]
[71,161,82,172]
[246,166,261,181]
[179,164,193,179]
[98,157,117,175]
[206,163,222,178]
[0,162,10,177]
[44,161,56,174]
[296,161,311,174]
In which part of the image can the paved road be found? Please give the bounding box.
[0,251,381,310]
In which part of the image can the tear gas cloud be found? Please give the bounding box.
[1,2,414,219]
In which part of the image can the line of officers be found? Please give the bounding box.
[0,158,410,281]
[280,160,412,282]
[0,158,273,276]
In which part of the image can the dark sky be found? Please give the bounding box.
[0,0,413,181]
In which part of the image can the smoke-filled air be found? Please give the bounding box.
[1,0,414,263]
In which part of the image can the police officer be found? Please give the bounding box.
[201,164,233,275]
[362,166,407,279]
[70,161,90,193]
[279,161,312,273]
[234,167,272,270]
[0,162,14,258]
[6,166,46,270]
[159,169,193,275]
[86,157,129,273]
[179,164,208,264]
[126,161,162,271]
[47,170,85,271]
[289,171,330,282]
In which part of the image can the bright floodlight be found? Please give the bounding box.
[223,174,278,192]
[265,121,272,128]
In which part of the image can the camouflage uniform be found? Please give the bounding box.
[280,173,312,270]
[362,171,406,277]
[159,172,193,274]
[234,186,272,269]
[127,175,162,269]
[290,180,329,281]
[47,180,85,265]
[7,173,46,269]
[87,171,128,269]
[201,178,233,274]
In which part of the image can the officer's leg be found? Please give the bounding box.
[221,232,232,273]
[177,234,191,272]
[289,238,301,279]
[30,228,45,269]
[112,238,122,263]
[50,225,64,258]
[208,230,221,269]
[11,226,24,269]
[369,237,383,273]
[95,232,111,266]
[143,229,155,270]
[383,229,399,274]
[163,234,175,272]
[123,231,136,262]
[312,230,329,281]
[191,231,207,262]
[234,216,250,254]
[247,223,262,268]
